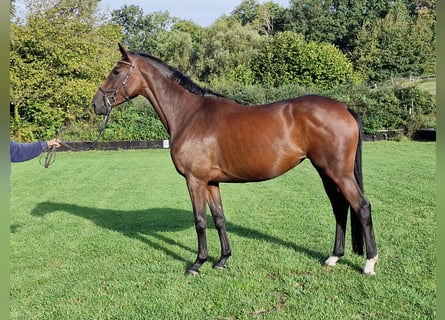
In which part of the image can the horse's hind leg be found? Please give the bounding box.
[318,171,350,267]
[207,183,232,269]
[334,175,378,275]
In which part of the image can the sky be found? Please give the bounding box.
[98,0,290,27]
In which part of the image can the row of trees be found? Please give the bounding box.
[10,0,436,141]
[113,0,435,84]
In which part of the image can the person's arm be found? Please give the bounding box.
[10,140,49,163]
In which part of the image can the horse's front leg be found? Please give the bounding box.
[186,177,209,275]
[207,183,231,270]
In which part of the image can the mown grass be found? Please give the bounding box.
[416,80,436,98]
[10,141,435,319]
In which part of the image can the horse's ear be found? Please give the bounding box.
[118,43,129,60]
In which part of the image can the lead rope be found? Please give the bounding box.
[85,112,111,151]
[40,58,135,167]
[40,112,111,168]
[40,126,66,168]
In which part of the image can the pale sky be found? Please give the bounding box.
[99,0,290,26]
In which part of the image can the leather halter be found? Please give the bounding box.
[98,59,137,113]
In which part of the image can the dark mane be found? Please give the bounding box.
[131,51,224,98]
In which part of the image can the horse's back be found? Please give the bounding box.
[212,95,357,181]
[288,95,358,137]
[256,94,359,150]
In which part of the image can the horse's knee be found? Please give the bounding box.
[194,218,207,232]
[213,215,226,230]
[358,198,372,222]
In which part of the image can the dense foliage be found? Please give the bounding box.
[246,31,361,89]
[10,0,436,141]
[10,0,122,141]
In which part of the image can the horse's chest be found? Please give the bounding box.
[170,138,220,179]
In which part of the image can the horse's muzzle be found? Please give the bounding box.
[91,100,106,115]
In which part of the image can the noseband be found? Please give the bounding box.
[98,59,137,113]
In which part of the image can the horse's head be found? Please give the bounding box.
[92,44,140,115]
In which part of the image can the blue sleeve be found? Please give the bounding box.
[10,140,48,163]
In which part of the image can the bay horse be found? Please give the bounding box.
[92,44,378,275]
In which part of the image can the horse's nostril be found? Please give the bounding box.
[92,101,101,114]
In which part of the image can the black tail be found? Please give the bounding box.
[347,108,365,255]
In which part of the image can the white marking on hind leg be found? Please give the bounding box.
[324,255,340,267]
[363,254,378,275]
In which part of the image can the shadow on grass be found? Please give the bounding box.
[31,202,196,266]
[30,201,361,273]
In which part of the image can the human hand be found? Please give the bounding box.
[47,138,61,148]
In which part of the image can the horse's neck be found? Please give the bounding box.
[139,70,202,138]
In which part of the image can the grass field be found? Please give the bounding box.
[10,141,436,319]
[416,80,436,99]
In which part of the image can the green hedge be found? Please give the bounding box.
[62,83,435,141]
[216,82,436,136]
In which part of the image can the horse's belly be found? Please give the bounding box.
[214,145,305,182]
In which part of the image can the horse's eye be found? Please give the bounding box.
[113,69,120,75]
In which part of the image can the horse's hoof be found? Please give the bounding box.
[362,270,376,276]
[324,255,340,267]
[362,254,378,276]
[213,264,227,270]
[185,268,200,276]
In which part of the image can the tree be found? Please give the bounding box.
[284,0,392,52]
[155,20,202,73]
[232,0,260,26]
[10,0,16,16]
[231,0,287,35]
[157,29,194,72]
[192,17,264,84]
[352,1,435,82]
[10,0,122,140]
[407,0,436,17]
[111,5,178,54]
[248,31,361,89]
